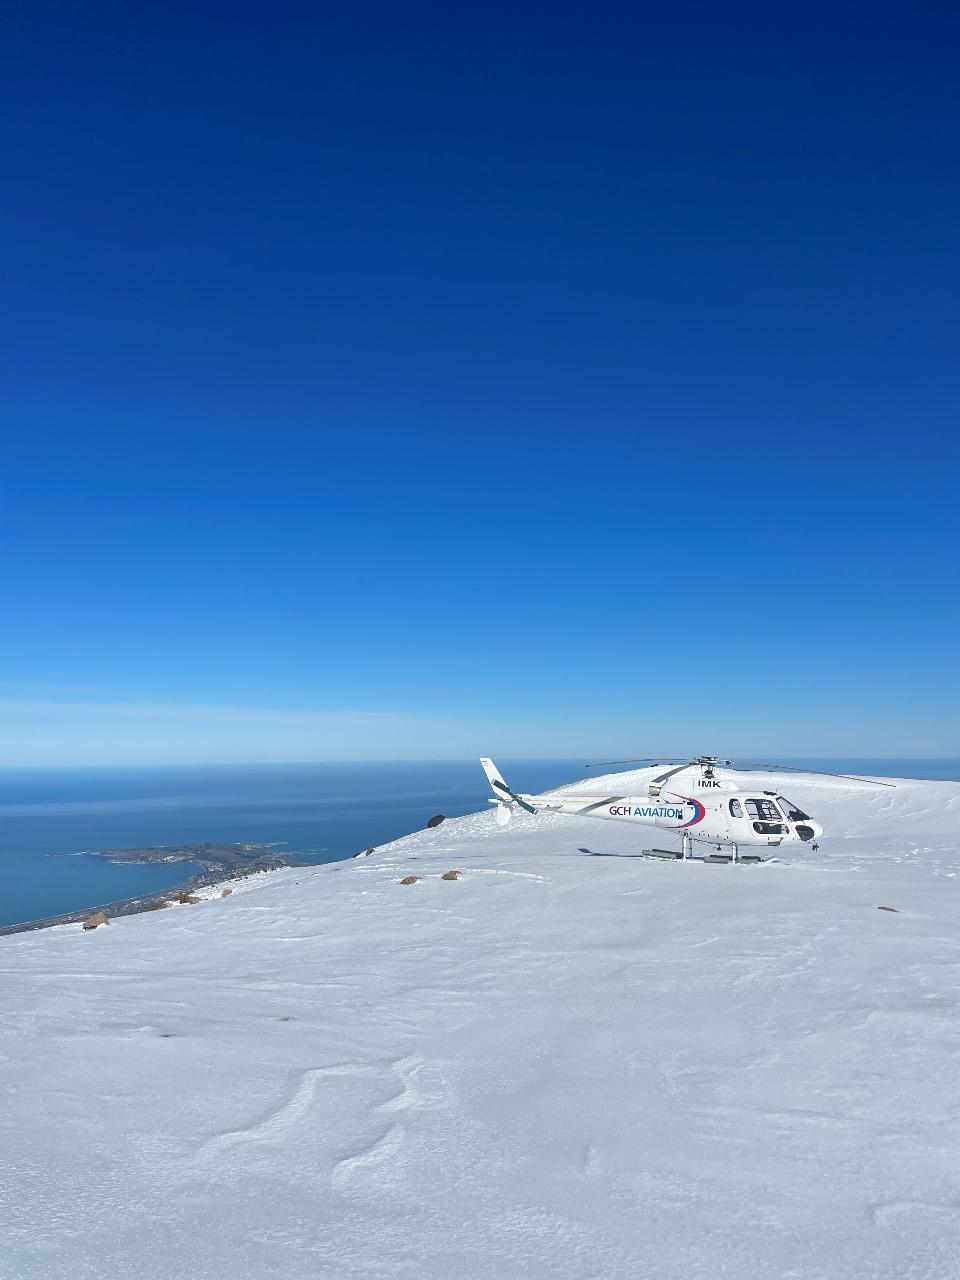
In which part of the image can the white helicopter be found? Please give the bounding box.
[481,755,894,864]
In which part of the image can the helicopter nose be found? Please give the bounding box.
[795,823,821,842]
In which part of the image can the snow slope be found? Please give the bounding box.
[2,767,960,1280]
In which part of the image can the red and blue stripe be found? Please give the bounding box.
[678,797,706,828]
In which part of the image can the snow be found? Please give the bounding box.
[2,767,960,1280]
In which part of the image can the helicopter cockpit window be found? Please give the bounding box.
[746,799,782,822]
[729,798,743,818]
[777,796,810,821]
[746,797,787,835]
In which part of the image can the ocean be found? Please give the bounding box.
[1,758,957,930]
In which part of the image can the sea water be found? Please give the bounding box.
[0,758,956,930]
[0,760,581,928]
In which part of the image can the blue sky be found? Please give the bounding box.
[1,1,957,764]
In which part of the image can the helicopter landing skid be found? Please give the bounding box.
[640,849,777,866]
[701,852,770,864]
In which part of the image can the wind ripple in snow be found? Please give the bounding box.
[195,1063,367,1163]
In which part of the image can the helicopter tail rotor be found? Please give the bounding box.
[480,757,538,819]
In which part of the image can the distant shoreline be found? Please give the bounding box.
[0,842,293,938]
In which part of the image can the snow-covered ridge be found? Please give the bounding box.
[2,769,959,1279]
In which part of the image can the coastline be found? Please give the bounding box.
[0,842,294,938]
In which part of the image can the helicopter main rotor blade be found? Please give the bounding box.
[585,758,682,769]
[584,755,897,788]
[731,762,896,788]
[650,763,692,786]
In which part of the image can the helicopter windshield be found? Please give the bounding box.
[777,796,810,821]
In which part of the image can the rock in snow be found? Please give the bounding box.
[2,766,960,1280]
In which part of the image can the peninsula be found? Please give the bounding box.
[0,842,292,936]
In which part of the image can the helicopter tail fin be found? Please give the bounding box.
[480,757,509,793]
[480,757,538,821]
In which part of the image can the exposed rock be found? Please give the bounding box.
[400,876,421,885]
[178,893,202,905]
[221,888,233,897]
[441,871,462,881]
[82,911,109,930]
[0,859,290,939]
[426,814,446,829]
[145,901,172,911]
[877,906,899,912]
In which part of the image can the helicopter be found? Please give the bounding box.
[480,755,894,864]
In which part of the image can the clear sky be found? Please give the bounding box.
[1,2,957,764]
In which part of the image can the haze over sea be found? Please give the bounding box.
[2,759,958,930]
